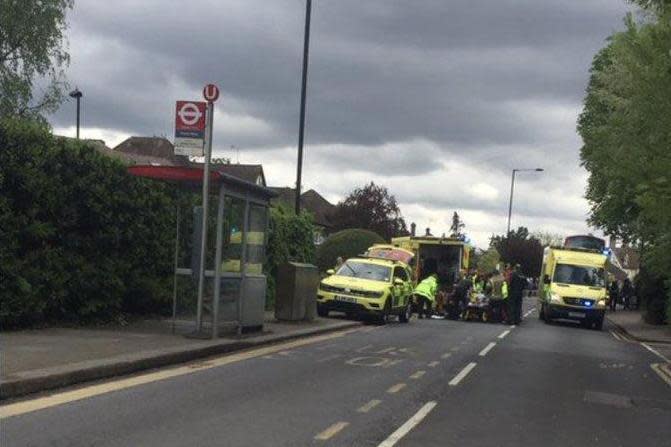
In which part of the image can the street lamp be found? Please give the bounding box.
[68,88,83,139]
[506,168,544,235]
[294,0,312,214]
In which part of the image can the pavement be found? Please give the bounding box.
[1,313,360,399]
[606,309,671,343]
[1,297,670,446]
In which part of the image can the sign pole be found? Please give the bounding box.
[195,100,214,333]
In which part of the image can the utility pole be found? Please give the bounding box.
[506,168,544,235]
[295,0,312,214]
[69,88,83,139]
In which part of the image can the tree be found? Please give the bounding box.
[629,0,671,13]
[0,0,74,121]
[330,182,408,241]
[578,10,671,323]
[449,212,465,239]
[533,231,564,248]
[315,229,385,272]
[490,227,544,277]
[476,248,500,274]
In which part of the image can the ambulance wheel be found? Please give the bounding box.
[399,303,411,323]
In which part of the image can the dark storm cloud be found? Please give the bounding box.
[53,0,629,152]
[49,0,632,243]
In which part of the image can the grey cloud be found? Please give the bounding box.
[48,0,632,244]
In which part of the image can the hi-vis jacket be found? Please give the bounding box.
[490,274,509,300]
[414,276,438,302]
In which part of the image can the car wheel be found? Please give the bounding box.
[317,305,329,318]
[399,303,411,323]
[539,304,545,321]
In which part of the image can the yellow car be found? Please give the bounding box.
[317,256,414,323]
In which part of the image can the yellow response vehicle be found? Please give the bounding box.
[317,249,414,323]
[390,235,471,282]
[538,246,608,330]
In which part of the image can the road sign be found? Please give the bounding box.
[174,100,206,156]
[203,84,220,103]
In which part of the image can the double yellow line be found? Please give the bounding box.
[0,328,360,419]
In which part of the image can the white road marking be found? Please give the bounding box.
[449,362,477,386]
[651,364,671,387]
[427,361,440,367]
[377,347,398,354]
[642,343,671,363]
[509,325,516,329]
[409,370,426,380]
[377,401,437,447]
[610,330,622,341]
[450,346,460,352]
[523,308,536,318]
[387,383,407,393]
[498,330,511,339]
[357,399,382,413]
[315,421,349,440]
[441,353,452,359]
[478,342,497,357]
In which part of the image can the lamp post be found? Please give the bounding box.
[294,0,312,214]
[69,88,83,139]
[506,168,544,235]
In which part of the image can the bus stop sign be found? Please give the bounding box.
[174,100,206,156]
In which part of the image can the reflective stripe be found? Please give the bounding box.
[228,231,265,245]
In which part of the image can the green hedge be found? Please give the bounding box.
[315,228,385,272]
[0,119,187,328]
[264,204,315,308]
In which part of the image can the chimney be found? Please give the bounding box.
[425,227,431,236]
[410,222,416,237]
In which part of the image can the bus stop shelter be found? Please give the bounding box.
[128,165,276,338]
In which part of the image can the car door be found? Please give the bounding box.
[393,266,411,308]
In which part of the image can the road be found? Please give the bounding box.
[2,298,670,447]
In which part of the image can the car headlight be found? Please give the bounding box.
[550,293,562,304]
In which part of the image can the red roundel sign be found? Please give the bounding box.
[203,83,220,102]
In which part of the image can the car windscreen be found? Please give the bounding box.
[337,261,391,282]
[553,263,605,287]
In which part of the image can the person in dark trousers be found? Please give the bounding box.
[621,278,633,310]
[508,265,527,324]
[609,281,619,311]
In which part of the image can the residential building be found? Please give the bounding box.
[269,187,336,244]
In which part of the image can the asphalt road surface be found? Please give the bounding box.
[2,298,670,447]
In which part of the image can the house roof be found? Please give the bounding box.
[191,162,266,186]
[612,246,641,270]
[114,136,190,166]
[269,187,336,228]
[112,137,265,185]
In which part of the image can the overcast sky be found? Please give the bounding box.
[50,0,632,248]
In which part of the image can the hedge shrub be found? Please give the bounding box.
[0,119,186,328]
[316,228,385,272]
[264,204,315,308]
